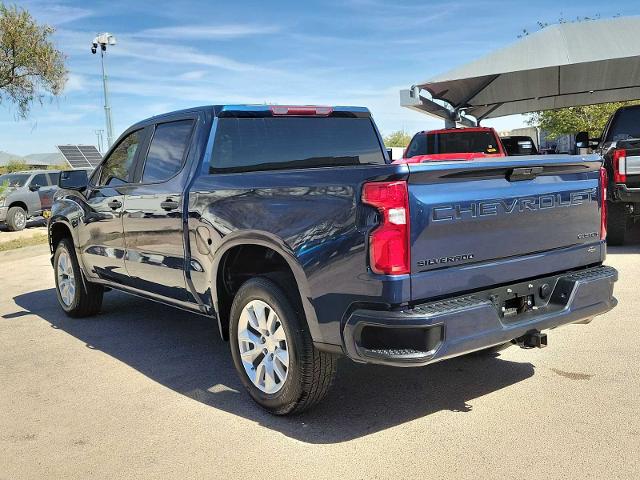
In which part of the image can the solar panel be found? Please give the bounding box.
[56,145,102,169]
[77,145,103,167]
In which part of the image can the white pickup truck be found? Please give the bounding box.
[0,170,60,231]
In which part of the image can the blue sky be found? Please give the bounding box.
[2,0,638,154]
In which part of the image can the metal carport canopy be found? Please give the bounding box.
[400,16,640,124]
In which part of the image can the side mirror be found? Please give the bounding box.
[575,131,589,149]
[29,184,41,192]
[59,170,88,191]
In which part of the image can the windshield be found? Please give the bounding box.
[502,137,538,156]
[0,173,30,188]
[606,108,640,142]
[210,117,385,173]
[406,131,500,157]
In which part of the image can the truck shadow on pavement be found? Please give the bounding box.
[607,222,640,254]
[11,288,535,444]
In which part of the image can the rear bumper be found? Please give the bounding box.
[342,265,618,367]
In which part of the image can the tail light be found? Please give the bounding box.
[362,181,410,275]
[600,166,608,240]
[270,105,333,116]
[613,149,627,183]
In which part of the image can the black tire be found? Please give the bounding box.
[6,206,27,231]
[53,238,104,317]
[607,201,628,246]
[229,277,337,415]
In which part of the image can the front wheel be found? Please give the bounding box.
[6,206,27,231]
[54,238,104,317]
[229,277,337,415]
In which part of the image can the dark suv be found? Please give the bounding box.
[581,105,640,245]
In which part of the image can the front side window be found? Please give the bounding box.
[98,130,143,186]
[142,120,194,183]
[31,174,48,188]
[210,117,385,173]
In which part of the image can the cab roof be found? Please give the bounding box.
[137,105,371,125]
[414,127,497,135]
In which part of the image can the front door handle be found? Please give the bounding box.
[160,199,179,211]
[107,199,122,210]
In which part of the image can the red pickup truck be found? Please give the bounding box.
[398,127,506,163]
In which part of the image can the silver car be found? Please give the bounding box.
[0,170,61,231]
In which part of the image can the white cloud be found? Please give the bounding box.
[136,24,280,40]
[64,73,86,93]
[22,1,93,26]
[178,70,208,81]
[110,41,268,73]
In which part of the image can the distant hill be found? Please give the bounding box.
[0,151,22,165]
[0,151,65,167]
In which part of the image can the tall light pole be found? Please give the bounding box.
[91,33,116,148]
[94,129,104,153]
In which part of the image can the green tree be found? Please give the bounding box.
[4,158,27,172]
[0,3,67,117]
[0,179,8,197]
[48,163,68,171]
[527,102,640,139]
[384,130,412,147]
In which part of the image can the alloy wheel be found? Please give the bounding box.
[14,210,26,230]
[56,249,76,307]
[237,299,290,394]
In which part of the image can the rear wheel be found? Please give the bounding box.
[607,201,628,246]
[6,206,27,231]
[54,238,103,317]
[229,277,337,415]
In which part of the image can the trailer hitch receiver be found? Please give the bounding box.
[516,331,548,349]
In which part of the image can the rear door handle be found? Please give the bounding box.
[160,199,179,211]
[107,199,122,210]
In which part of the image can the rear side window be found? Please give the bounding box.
[142,120,194,183]
[606,108,640,142]
[210,117,385,173]
[47,172,60,186]
[406,131,499,157]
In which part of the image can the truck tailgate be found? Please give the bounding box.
[407,155,604,301]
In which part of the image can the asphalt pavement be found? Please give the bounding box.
[1,231,639,479]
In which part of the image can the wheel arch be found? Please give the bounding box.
[48,219,75,253]
[8,201,29,214]
[210,232,320,343]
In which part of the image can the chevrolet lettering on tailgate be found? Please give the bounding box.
[432,189,597,222]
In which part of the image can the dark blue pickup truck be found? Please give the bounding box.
[48,105,618,414]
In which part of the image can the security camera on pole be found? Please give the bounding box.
[91,33,116,149]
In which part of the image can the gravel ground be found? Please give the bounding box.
[0,232,639,480]
[0,219,47,245]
